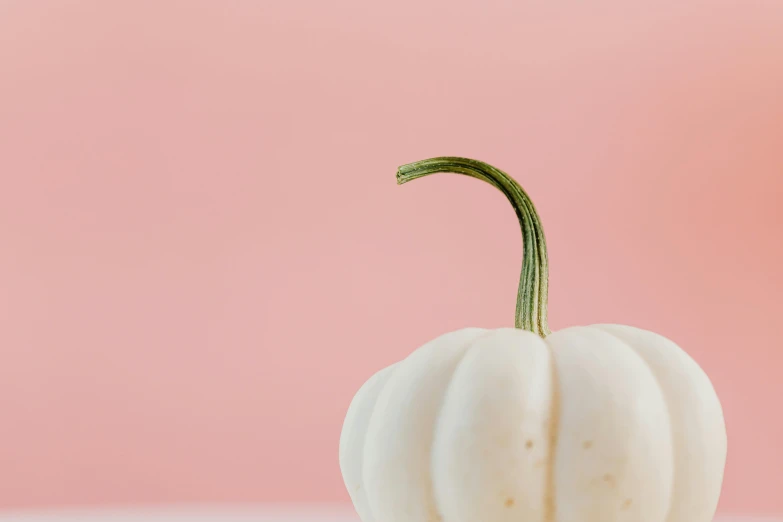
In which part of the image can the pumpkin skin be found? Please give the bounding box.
[340,325,726,522]
[340,157,727,522]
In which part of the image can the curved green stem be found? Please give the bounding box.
[397,157,551,337]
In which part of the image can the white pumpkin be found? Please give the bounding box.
[339,157,726,522]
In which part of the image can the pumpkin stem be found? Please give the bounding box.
[396,157,551,337]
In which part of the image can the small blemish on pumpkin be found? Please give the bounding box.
[355,485,361,493]
[583,440,593,449]
[622,498,633,510]
[525,439,534,449]
[505,497,515,508]
[603,473,616,487]
[534,459,546,468]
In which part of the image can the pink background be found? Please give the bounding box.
[1,0,782,514]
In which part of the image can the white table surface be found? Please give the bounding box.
[0,506,353,521]
[0,506,776,521]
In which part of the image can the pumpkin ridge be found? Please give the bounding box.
[590,325,677,522]
[428,329,498,522]
[542,335,562,522]
[340,363,398,522]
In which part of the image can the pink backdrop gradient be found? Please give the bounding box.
[1,0,782,514]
